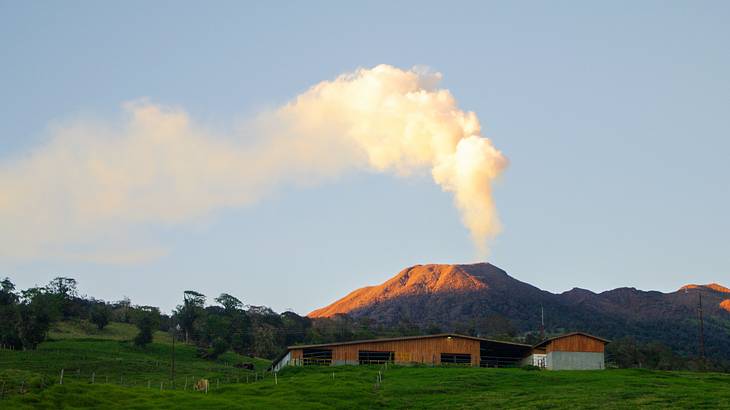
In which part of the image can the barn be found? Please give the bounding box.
[271,332,609,372]
[522,332,609,370]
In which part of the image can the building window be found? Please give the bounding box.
[440,353,471,365]
[358,350,395,364]
[303,348,332,365]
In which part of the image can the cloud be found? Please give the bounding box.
[0,65,507,263]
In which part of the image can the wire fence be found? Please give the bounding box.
[0,366,277,399]
[0,345,272,399]
[0,346,540,400]
[0,361,395,399]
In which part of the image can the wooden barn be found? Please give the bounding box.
[522,332,609,370]
[271,332,609,372]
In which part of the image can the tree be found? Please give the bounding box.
[475,314,516,339]
[523,331,543,345]
[46,277,78,298]
[215,293,243,312]
[113,297,132,323]
[184,290,206,307]
[251,323,279,358]
[0,278,21,349]
[199,307,231,346]
[424,323,442,335]
[45,277,79,318]
[90,303,111,330]
[281,311,310,346]
[133,306,160,347]
[174,291,206,343]
[208,337,229,359]
[17,287,61,349]
[0,278,18,304]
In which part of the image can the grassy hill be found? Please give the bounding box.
[0,321,269,398]
[1,321,729,409]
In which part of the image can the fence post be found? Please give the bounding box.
[184,376,188,390]
[91,372,95,384]
[160,382,163,391]
[59,369,64,385]
[275,373,278,385]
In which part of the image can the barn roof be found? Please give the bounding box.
[288,333,531,350]
[532,332,610,349]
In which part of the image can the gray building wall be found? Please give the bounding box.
[546,351,605,370]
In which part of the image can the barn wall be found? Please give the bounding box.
[288,337,482,366]
[546,335,605,353]
[331,337,481,366]
[546,352,605,370]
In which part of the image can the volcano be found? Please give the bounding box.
[309,263,730,359]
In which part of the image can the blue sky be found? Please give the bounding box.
[1,1,728,314]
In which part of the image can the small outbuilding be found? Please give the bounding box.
[523,332,609,370]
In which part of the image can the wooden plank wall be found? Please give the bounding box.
[331,337,481,366]
[547,334,605,353]
[290,349,303,360]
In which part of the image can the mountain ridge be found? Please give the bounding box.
[309,263,730,358]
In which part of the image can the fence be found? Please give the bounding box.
[0,366,276,399]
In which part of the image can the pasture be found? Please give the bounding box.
[1,321,729,409]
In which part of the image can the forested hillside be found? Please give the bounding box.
[2,269,729,372]
[310,263,730,368]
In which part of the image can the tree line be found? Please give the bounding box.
[1,276,727,372]
[0,276,420,359]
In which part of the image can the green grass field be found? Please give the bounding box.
[0,321,269,397]
[1,322,729,409]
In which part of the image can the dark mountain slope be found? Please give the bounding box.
[310,263,730,358]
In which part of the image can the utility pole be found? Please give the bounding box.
[540,305,545,341]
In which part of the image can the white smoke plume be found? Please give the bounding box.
[0,65,507,262]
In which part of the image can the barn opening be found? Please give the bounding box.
[480,340,532,367]
[440,353,471,364]
[358,350,395,364]
[303,348,332,365]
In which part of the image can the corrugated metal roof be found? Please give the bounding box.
[287,333,532,350]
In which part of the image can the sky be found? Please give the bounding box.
[1,1,728,314]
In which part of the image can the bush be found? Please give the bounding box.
[90,304,111,330]
[209,338,229,359]
[195,338,229,360]
[132,307,159,347]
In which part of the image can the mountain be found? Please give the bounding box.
[309,263,730,358]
